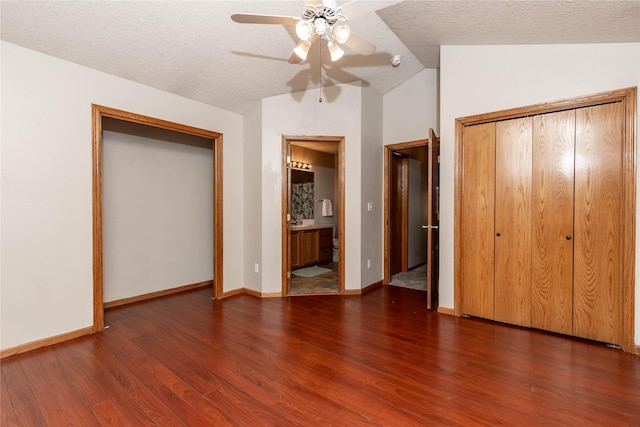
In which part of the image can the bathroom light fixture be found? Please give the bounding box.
[291,161,311,170]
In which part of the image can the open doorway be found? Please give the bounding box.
[281,136,345,296]
[384,130,440,309]
[91,105,223,331]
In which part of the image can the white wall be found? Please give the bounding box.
[102,131,213,302]
[361,85,384,287]
[383,68,439,278]
[0,42,244,350]
[258,82,364,293]
[243,102,263,291]
[439,43,640,345]
[383,69,439,144]
[313,165,336,226]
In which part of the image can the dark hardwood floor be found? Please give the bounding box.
[2,285,639,426]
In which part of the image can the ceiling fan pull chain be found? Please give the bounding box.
[319,40,323,103]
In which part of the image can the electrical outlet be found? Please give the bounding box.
[254,263,259,273]
[367,259,372,269]
[367,202,373,212]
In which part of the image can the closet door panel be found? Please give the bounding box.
[461,123,495,319]
[573,102,623,344]
[495,117,532,327]
[532,111,575,335]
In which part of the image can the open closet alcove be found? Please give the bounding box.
[92,105,223,331]
[454,87,636,352]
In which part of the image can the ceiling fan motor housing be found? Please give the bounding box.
[303,5,339,26]
[301,4,347,40]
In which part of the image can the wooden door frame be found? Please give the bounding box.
[92,104,224,331]
[426,128,440,310]
[383,138,429,285]
[281,135,345,295]
[454,87,637,353]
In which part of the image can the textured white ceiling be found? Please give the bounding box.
[2,1,639,114]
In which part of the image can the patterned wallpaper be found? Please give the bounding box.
[292,182,314,219]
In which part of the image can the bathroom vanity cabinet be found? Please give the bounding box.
[291,225,333,269]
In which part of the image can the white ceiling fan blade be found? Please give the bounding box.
[339,0,403,19]
[344,32,376,56]
[305,0,325,6]
[231,13,299,26]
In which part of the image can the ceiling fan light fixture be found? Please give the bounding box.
[314,17,329,37]
[295,20,314,41]
[294,40,311,60]
[332,24,351,44]
[328,41,344,62]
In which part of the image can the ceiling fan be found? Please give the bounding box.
[231,0,402,64]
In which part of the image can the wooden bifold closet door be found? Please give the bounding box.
[460,122,495,320]
[531,110,575,335]
[459,98,626,347]
[572,102,623,344]
[495,117,532,327]
[460,117,532,327]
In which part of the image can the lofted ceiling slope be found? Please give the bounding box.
[1,1,639,114]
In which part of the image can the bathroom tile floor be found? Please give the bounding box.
[289,262,339,295]
[288,263,428,295]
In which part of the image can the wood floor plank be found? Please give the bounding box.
[2,286,639,426]
[91,400,130,427]
[17,349,98,426]
[92,367,162,426]
[1,369,19,427]
[1,357,50,426]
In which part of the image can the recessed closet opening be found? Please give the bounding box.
[92,105,223,331]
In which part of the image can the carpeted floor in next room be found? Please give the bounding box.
[390,264,427,291]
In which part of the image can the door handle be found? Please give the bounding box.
[422,225,439,230]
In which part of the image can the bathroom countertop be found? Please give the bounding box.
[291,224,334,231]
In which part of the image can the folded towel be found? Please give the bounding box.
[322,199,333,217]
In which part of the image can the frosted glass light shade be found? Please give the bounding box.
[328,42,344,61]
[332,25,351,44]
[294,40,311,60]
[296,20,314,41]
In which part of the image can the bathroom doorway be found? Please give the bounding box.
[281,136,345,296]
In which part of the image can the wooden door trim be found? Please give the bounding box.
[426,129,440,310]
[454,87,637,352]
[383,138,429,285]
[281,135,345,295]
[92,104,224,332]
